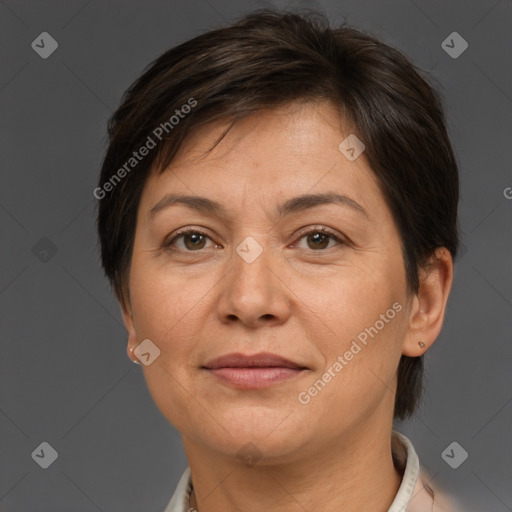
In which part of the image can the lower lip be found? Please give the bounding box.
[205,367,306,389]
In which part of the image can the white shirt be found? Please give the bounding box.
[163,431,458,512]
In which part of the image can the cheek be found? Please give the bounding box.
[311,262,404,340]
[296,302,404,433]
[129,248,204,335]
[301,259,406,393]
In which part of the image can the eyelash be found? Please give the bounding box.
[163,226,346,252]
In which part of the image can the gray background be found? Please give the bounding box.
[1,0,511,510]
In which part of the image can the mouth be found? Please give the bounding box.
[202,352,308,389]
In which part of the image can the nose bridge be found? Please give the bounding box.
[231,234,275,295]
[216,233,290,325]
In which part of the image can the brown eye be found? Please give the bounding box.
[295,227,345,251]
[182,232,207,250]
[164,228,213,251]
[306,231,331,250]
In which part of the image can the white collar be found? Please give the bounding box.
[388,431,421,511]
[164,431,442,512]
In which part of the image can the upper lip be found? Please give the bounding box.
[203,352,306,370]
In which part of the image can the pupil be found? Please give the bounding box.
[309,232,328,249]
[186,233,204,249]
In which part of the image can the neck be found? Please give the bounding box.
[184,423,402,512]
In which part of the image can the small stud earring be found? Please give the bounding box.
[418,340,425,349]
[129,347,141,364]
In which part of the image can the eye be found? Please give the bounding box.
[163,226,345,253]
[294,226,345,251]
[164,228,217,251]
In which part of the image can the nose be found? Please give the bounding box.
[215,241,292,328]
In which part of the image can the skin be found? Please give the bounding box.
[122,101,453,512]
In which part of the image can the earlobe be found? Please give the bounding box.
[402,247,454,357]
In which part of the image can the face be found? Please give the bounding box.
[123,101,416,463]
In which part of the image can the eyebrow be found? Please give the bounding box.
[148,192,370,221]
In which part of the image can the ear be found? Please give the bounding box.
[120,296,139,360]
[402,247,454,357]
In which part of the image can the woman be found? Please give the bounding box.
[96,10,461,511]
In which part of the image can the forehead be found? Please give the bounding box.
[139,101,383,218]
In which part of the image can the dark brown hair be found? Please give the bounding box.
[96,9,459,420]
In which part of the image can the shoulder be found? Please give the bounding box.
[410,470,463,512]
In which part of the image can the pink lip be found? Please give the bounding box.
[206,367,306,389]
[203,352,308,389]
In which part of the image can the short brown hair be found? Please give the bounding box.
[96,9,459,420]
